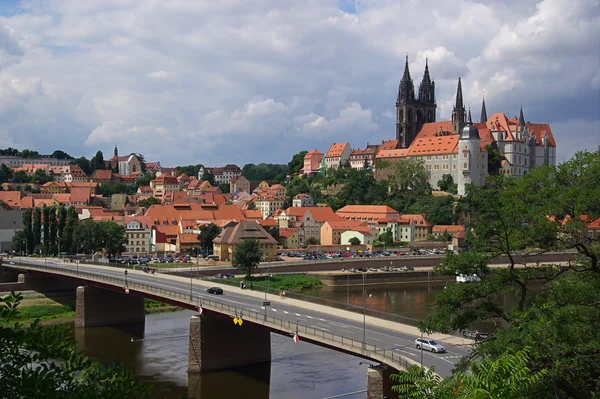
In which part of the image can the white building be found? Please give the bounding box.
[199,164,242,185]
[292,193,314,207]
[124,216,152,255]
[0,156,70,168]
[325,142,352,169]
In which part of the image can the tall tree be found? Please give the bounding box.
[57,205,66,253]
[48,206,58,255]
[21,208,34,254]
[389,157,430,194]
[32,207,42,247]
[11,170,29,183]
[0,163,13,183]
[201,169,216,186]
[287,150,308,175]
[136,153,147,173]
[100,221,127,254]
[197,223,221,253]
[62,206,79,253]
[71,157,93,175]
[232,239,262,278]
[485,144,503,175]
[42,205,50,254]
[92,150,105,170]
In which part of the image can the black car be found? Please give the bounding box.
[206,287,223,295]
[224,273,235,278]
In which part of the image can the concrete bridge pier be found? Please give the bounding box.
[188,314,271,373]
[367,365,396,399]
[75,285,145,328]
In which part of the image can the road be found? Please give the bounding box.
[12,257,471,377]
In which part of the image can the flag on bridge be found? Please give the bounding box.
[293,334,299,343]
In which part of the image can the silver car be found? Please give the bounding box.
[414,338,446,353]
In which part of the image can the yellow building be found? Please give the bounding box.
[278,228,298,249]
[213,221,278,262]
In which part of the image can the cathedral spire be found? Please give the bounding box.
[468,108,472,124]
[402,54,411,82]
[114,144,118,157]
[519,105,526,130]
[455,77,464,110]
[480,97,488,124]
[422,57,431,84]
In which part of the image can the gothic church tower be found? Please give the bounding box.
[396,57,437,148]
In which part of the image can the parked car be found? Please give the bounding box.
[414,338,446,353]
[399,266,415,271]
[224,273,235,278]
[206,287,223,295]
[214,274,225,278]
[368,267,378,272]
[205,255,219,261]
[390,266,398,271]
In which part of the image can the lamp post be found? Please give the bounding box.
[125,269,128,287]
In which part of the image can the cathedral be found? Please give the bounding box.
[380,57,558,195]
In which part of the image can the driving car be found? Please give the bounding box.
[414,338,446,353]
[206,287,223,295]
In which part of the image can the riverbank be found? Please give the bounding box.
[0,292,182,326]
[215,274,323,292]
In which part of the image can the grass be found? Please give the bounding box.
[11,305,75,321]
[218,274,323,292]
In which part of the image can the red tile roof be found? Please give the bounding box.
[401,214,432,227]
[282,207,343,223]
[326,142,349,158]
[92,169,113,180]
[378,140,400,152]
[0,191,21,208]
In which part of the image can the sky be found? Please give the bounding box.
[0,0,598,167]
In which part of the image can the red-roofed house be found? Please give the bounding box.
[0,191,21,209]
[349,145,378,170]
[302,150,323,175]
[341,225,378,245]
[401,214,432,241]
[325,142,351,169]
[275,206,343,246]
[150,175,179,198]
[320,220,370,245]
[278,227,298,248]
[336,205,400,222]
[124,216,152,255]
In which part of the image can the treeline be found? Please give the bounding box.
[0,148,74,159]
[12,205,127,255]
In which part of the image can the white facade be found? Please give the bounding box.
[256,196,285,219]
[0,156,70,168]
[341,230,376,245]
[325,144,352,169]
[292,194,314,207]
[125,219,151,254]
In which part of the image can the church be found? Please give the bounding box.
[378,57,557,195]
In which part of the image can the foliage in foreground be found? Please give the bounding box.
[0,292,150,399]
[421,148,600,398]
[392,347,547,399]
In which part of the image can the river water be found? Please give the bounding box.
[72,281,524,398]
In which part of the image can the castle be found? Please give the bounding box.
[383,57,557,195]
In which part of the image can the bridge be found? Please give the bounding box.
[1,258,471,398]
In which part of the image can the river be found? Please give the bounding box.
[72,281,528,398]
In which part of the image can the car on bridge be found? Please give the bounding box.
[206,287,223,295]
[414,338,446,353]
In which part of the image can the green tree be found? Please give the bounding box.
[62,206,78,253]
[247,201,257,210]
[57,205,66,253]
[12,230,28,254]
[31,169,51,184]
[32,208,41,248]
[91,150,105,171]
[42,205,50,254]
[391,347,546,399]
[0,292,150,398]
[232,238,263,278]
[378,227,394,246]
[485,144,503,175]
[11,170,29,183]
[71,157,93,175]
[51,150,73,159]
[100,221,127,254]
[306,237,320,246]
[287,150,308,175]
[48,207,58,255]
[22,208,34,254]
[389,157,429,194]
[219,183,230,193]
[197,223,221,253]
[348,237,361,245]
[201,169,216,186]
[136,153,147,173]
[135,173,155,188]
[0,200,10,210]
[0,163,13,183]
[242,163,287,181]
[138,197,161,208]
[423,149,600,398]
[436,174,457,194]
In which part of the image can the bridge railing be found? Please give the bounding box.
[13,261,416,372]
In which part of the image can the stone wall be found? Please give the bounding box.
[75,285,145,328]
[188,314,271,373]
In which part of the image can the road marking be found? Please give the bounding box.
[260,306,265,310]
[368,336,381,342]
[318,318,326,321]
[341,329,354,334]
[272,309,277,312]
[250,309,258,312]
[306,315,313,319]
[283,311,289,314]
[295,313,302,317]
[311,325,329,331]
[395,349,417,357]
[317,323,329,328]
[329,321,353,328]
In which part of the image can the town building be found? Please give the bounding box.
[105,145,142,176]
[292,193,314,207]
[212,220,278,261]
[0,191,22,209]
[230,175,250,194]
[124,216,152,255]
[302,150,323,175]
[341,226,377,246]
[400,214,432,241]
[255,193,285,219]
[199,164,242,185]
[150,175,179,198]
[275,207,343,246]
[0,156,70,168]
[320,220,368,245]
[325,142,351,169]
[278,228,299,249]
[50,165,88,183]
[349,145,378,170]
[0,208,24,251]
[336,205,400,223]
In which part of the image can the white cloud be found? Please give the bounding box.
[0,0,597,165]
